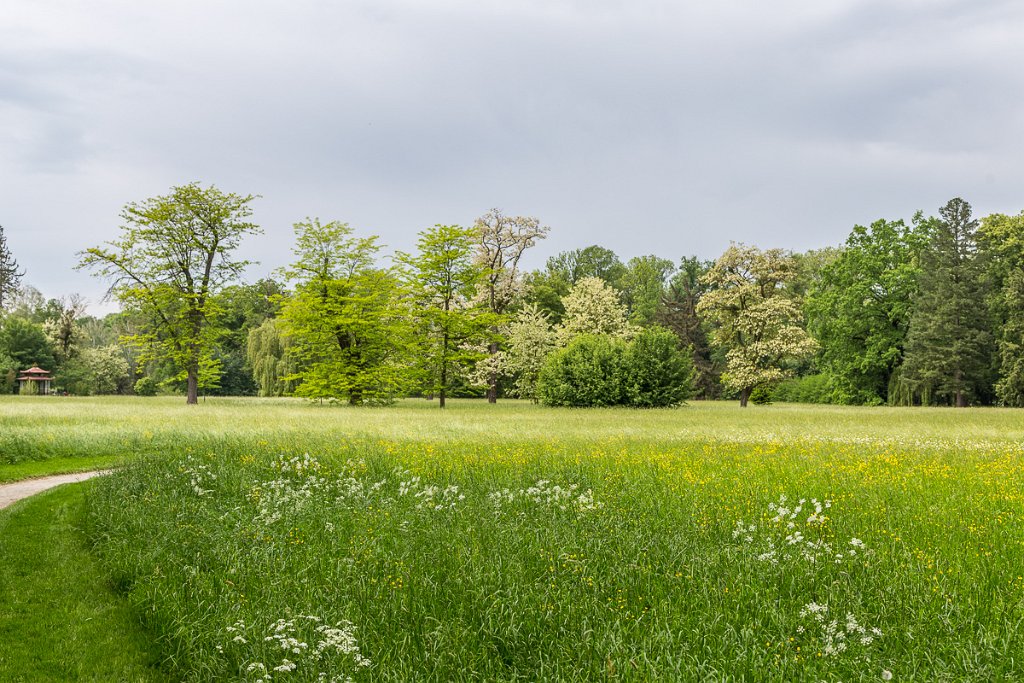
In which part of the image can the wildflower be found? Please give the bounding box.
[274,658,297,672]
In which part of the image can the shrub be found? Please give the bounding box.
[771,374,833,404]
[134,376,158,396]
[750,384,774,405]
[621,327,694,408]
[537,335,626,407]
[538,328,695,408]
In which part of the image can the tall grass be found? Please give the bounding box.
[66,398,1024,681]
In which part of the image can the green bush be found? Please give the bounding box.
[538,328,694,408]
[134,376,158,396]
[771,374,833,404]
[537,335,626,407]
[621,327,694,408]
[750,384,774,405]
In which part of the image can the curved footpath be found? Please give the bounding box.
[0,471,109,510]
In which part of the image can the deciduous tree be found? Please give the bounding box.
[397,225,493,408]
[44,294,87,364]
[697,244,816,407]
[0,316,55,372]
[78,182,261,404]
[504,304,556,402]
[526,245,626,322]
[473,209,549,402]
[806,218,926,404]
[556,276,633,345]
[280,219,410,404]
[246,318,296,397]
[620,255,674,325]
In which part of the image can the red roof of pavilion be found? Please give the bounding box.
[17,367,53,380]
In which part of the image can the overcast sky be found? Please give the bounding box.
[3,0,1023,313]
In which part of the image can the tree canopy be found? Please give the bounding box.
[78,182,262,404]
[697,245,817,407]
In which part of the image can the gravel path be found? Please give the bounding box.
[0,471,109,510]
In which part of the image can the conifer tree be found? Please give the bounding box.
[901,198,993,406]
[978,210,1024,406]
[0,225,24,310]
[656,257,718,398]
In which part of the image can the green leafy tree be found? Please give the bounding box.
[806,217,927,404]
[526,245,627,322]
[6,286,61,324]
[697,244,817,407]
[790,247,842,299]
[621,255,674,325]
[504,304,556,402]
[246,318,296,397]
[473,209,550,402]
[656,257,720,398]
[280,219,410,405]
[0,225,24,310]
[59,345,131,395]
[548,245,627,286]
[397,224,493,408]
[204,279,284,396]
[901,198,993,406]
[134,376,158,396]
[78,182,261,404]
[0,351,16,393]
[44,294,87,365]
[0,316,56,372]
[537,334,627,407]
[556,276,633,345]
[621,326,694,407]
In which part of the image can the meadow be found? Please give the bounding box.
[3,396,1024,681]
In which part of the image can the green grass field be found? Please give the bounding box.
[2,396,1024,681]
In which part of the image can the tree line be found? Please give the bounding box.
[2,183,1021,407]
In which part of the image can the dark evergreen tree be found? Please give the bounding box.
[655,257,719,398]
[901,198,993,406]
[978,210,1024,405]
[0,225,24,310]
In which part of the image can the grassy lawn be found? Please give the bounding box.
[2,396,1024,680]
[0,483,168,682]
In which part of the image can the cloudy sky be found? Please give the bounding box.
[3,0,1023,312]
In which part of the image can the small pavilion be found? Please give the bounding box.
[17,367,53,395]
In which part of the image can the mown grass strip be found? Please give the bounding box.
[0,456,127,484]
[0,483,168,682]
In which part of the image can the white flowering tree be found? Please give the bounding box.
[697,244,817,406]
[473,209,549,402]
[556,276,633,346]
[504,304,556,402]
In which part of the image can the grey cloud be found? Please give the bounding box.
[2,0,1024,310]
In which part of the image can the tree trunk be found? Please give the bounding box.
[739,387,751,408]
[487,341,499,404]
[955,390,966,408]
[186,364,199,405]
[439,363,447,409]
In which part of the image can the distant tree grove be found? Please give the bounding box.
[0,184,1020,407]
